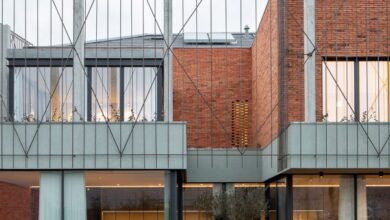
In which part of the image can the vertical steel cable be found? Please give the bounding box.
[270,0,274,167]
[195,0,199,166]
[106,0,109,167]
[366,0,369,166]
[94,0,98,168]
[210,0,213,166]
[0,0,3,168]
[119,0,122,167]
[12,0,15,167]
[49,0,53,167]
[37,0,40,167]
[131,0,134,168]
[142,0,145,168]
[387,0,390,160]
[225,0,228,166]
[255,0,259,166]
[61,0,64,167]
[154,0,157,168]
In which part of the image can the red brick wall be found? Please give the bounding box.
[282,0,390,121]
[0,182,37,220]
[173,48,252,148]
[252,0,282,147]
[315,0,390,119]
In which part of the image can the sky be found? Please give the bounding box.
[0,0,268,46]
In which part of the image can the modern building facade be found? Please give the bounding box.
[0,0,390,219]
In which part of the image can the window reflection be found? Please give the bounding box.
[14,67,73,122]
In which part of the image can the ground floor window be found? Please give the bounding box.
[85,171,165,220]
[267,174,390,220]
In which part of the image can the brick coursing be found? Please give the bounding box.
[173,48,252,148]
[0,182,38,220]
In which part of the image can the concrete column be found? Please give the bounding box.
[39,171,87,220]
[0,24,10,122]
[212,183,235,218]
[357,176,367,220]
[164,170,178,220]
[73,0,86,121]
[164,0,173,121]
[64,171,87,220]
[338,176,367,220]
[39,172,62,220]
[339,176,355,220]
[304,0,316,122]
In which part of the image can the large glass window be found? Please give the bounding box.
[14,67,74,122]
[85,171,164,220]
[123,67,158,122]
[322,60,390,122]
[293,175,339,219]
[364,175,390,219]
[322,61,355,122]
[91,67,120,122]
[359,62,389,122]
[91,67,158,122]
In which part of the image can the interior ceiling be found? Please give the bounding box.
[0,171,165,187]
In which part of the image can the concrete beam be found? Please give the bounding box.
[304,0,316,122]
[73,0,86,121]
[164,0,173,121]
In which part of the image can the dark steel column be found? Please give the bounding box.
[286,175,293,220]
[265,182,271,220]
[177,171,183,220]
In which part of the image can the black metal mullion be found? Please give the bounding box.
[354,60,360,122]
[157,67,163,121]
[87,67,92,121]
[120,67,124,121]
[8,67,14,120]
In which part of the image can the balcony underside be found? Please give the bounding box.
[260,122,390,181]
[0,122,186,169]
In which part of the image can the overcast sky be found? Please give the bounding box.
[0,0,267,46]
